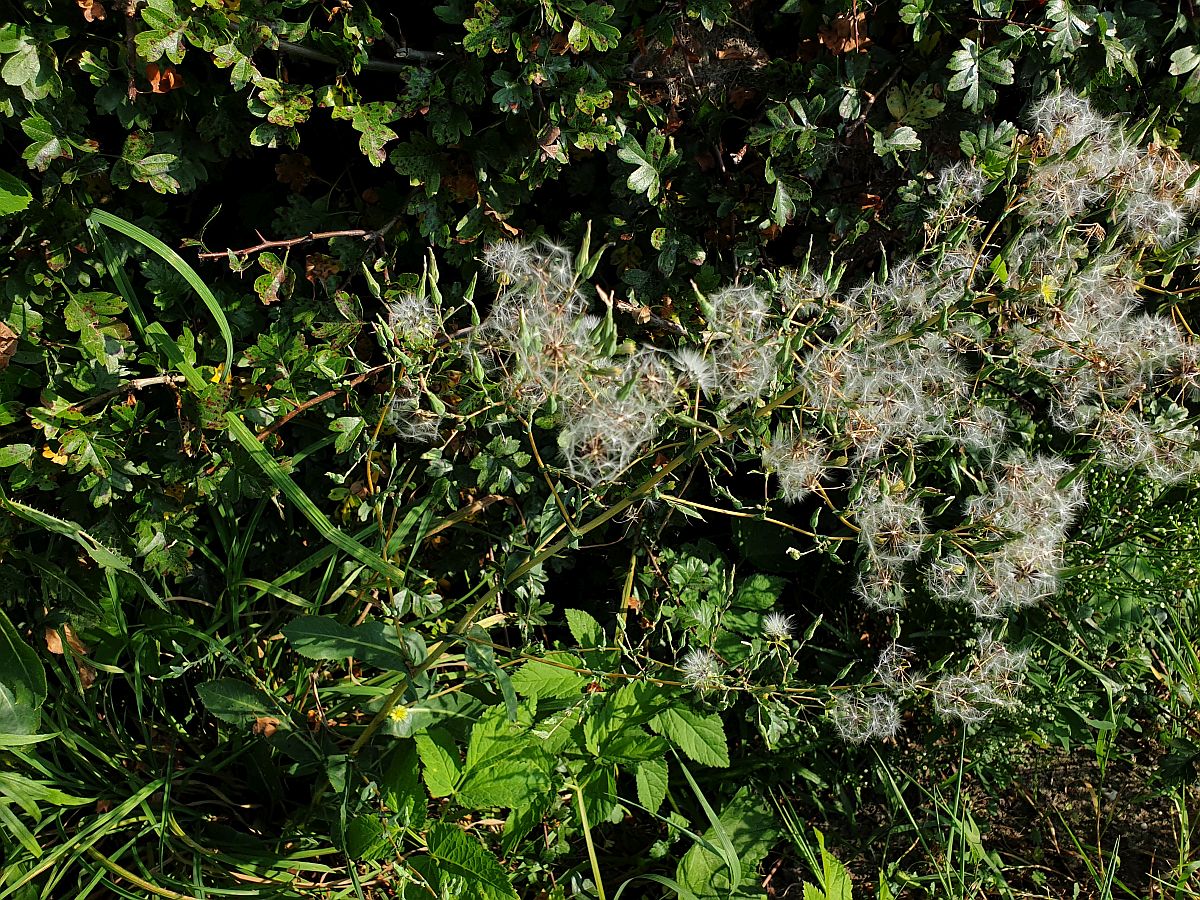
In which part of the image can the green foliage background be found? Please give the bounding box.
[1,0,1199,898]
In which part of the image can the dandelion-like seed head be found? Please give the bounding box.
[680,649,723,693]
[762,611,793,643]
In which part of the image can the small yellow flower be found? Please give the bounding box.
[388,705,410,723]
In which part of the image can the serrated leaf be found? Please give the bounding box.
[676,787,778,899]
[415,727,460,798]
[511,651,589,699]
[196,679,276,726]
[565,608,604,649]
[426,823,519,900]
[636,758,669,813]
[651,706,729,767]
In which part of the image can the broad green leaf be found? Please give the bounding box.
[583,680,668,756]
[651,707,730,767]
[342,815,392,861]
[0,169,32,215]
[565,608,604,649]
[426,822,518,900]
[196,679,276,726]
[510,651,589,699]
[733,574,786,610]
[282,616,411,671]
[381,741,427,828]
[636,758,669,813]
[457,703,553,809]
[676,788,778,900]
[415,727,460,798]
[567,3,621,52]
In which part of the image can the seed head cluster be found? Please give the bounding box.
[456,90,1199,737]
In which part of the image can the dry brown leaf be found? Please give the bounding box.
[275,153,313,192]
[0,322,16,370]
[304,254,341,283]
[253,716,280,738]
[76,0,106,21]
[145,63,184,94]
[45,624,96,688]
[819,13,872,55]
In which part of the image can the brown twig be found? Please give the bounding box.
[253,366,389,442]
[844,66,902,140]
[276,39,444,70]
[196,220,397,260]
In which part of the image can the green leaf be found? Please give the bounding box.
[2,38,40,87]
[617,134,662,201]
[425,822,519,900]
[415,727,461,798]
[873,125,922,159]
[733,574,786,610]
[457,703,552,810]
[21,115,69,171]
[225,415,413,586]
[947,39,1013,113]
[676,787,778,900]
[583,680,668,756]
[381,741,427,828]
[332,102,401,166]
[88,210,234,379]
[0,169,32,215]
[511,652,589,699]
[567,3,621,52]
[1170,46,1200,76]
[196,679,276,726]
[636,758,669,813]
[282,616,411,671]
[651,707,730,767]
[0,611,45,736]
[342,815,393,861]
[565,608,604,649]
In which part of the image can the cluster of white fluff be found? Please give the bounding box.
[1026,90,1200,246]
[477,240,788,484]
[457,90,1198,736]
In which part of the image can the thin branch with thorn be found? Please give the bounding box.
[196,218,399,260]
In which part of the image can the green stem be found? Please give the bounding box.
[573,782,607,900]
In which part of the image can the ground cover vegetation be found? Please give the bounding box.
[1,0,1200,897]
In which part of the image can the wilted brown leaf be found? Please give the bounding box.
[76,0,106,21]
[819,13,871,55]
[253,716,280,738]
[145,63,183,93]
[275,153,314,191]
[45,624,96,688]
[0,322,16,370]
[304,254,341,283]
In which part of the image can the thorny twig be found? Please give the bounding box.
[196,218,398,260]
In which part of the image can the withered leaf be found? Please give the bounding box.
[0,322,16,370]
[76,0,106,21]
[818,13,872,55]
[275,153,314,192]
[253,716,280,738]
